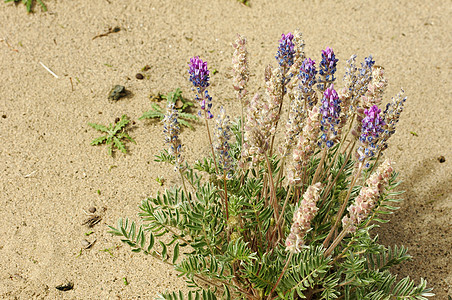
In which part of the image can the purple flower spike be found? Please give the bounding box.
[319,84,341,148]
[188,56,210,88]
[321,47,338,71]
[276,33,295,69]
[301,58,316,75]
[361,55,375,76]
[360,105,384,143]
[318,47,339,91]
[357,104,385,163]
[188,56,214,119]
[299,58,318,106]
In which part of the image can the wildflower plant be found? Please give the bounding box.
[109,31,433,299]
[88,115,135,156]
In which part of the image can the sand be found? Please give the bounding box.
[0,0,450,299]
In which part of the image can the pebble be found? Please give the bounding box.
[81,239,90,248]
[88,207,96,213]
[135,73,144,80]
[108,85,126,100]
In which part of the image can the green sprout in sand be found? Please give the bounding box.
[140,88,198,129]
[5,0,47,12]
[88,115,135,156]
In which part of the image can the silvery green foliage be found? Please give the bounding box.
[109,32,433,300]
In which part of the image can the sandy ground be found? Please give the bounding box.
[0,0,451,299]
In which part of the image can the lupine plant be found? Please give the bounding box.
[109,30,433,299]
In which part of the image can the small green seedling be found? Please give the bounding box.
[100,245,120,257]
[85,231,94,236]
[237,0,250,6]
[75,248,82,257]
[155,176,165,186]
[88,115,135,156]
[212,68,218,75]
[139,88,198,129]
[123,277,129,286]
[410,131,418,137]
[97,189,101,195]
[5,0,47,12]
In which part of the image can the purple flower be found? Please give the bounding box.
[188,56,210,88]
[188,56,213,119]
[319,85,341,148]
[320,47,338,72]
[360,55,375,76]
[299,58,318,107]
[357,105,385,162]
[360,105,384,144]
[276,33,295,69]
[317,47,339,91]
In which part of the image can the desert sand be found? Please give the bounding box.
[0,0,450,299]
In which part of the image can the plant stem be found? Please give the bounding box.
[204,111,220,175]
[269,79,286,156]
[271,185,293,242]
[318,142,355,209]
[275,156,286,190]
[340,113,356,152]
[223,171,230,221]
[240,101,245,150]
[265,153,279,222]
[267,252,293,299]
[312,147,327,184]
[324,225,350,257]
[323,162,363,249]
[222,171,231,244]
[178,169,193,210]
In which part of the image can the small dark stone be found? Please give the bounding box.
[438,155,446,163]
[112,26,120,33]
[1,115,6,118]
[114,117,120,123]
[56,282,73,291]
[135,73,144,80]
[108,85,126,100]
[88,207,96,213]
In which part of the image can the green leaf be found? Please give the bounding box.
[147,232,155,252]
[90,135,108,145]
[88,122,109,132]
[113,136,127,153]
[173,242,180,264]
[160,241,168,260]
[139,108,164,120]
